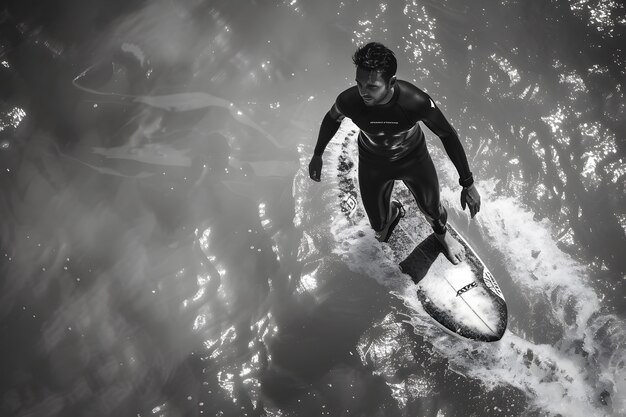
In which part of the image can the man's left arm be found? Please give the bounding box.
[421,96,481,217]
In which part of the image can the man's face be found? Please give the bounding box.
[355,66,395,106]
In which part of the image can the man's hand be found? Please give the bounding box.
[309,155,323,182]
[461,184,481,218]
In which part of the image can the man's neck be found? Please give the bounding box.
[380,87,395,104]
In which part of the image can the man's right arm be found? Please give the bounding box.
[309,102,345,182]
[313,102,345,156]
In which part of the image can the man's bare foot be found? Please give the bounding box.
[434,230,465,265]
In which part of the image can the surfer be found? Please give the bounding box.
[308,42,481,265]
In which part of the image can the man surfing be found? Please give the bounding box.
[308,42,481,265]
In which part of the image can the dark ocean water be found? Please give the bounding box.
[0,1,624,416]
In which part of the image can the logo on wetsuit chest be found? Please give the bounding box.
[370,121,399,124]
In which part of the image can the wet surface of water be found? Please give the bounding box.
[1,1,624,416]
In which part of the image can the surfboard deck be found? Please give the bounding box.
[336,129,507,342]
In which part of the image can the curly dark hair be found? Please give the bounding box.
[351,42,397,83]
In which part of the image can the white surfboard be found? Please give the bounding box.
[336,129,507,342]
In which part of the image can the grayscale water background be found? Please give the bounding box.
[0,1,624,416]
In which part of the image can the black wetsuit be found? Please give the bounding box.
[314,80,473,235]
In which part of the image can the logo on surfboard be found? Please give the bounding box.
[456,281,478,297]
[341,195,358,218]
[482,269,504,300]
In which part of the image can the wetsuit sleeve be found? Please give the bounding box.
[313,102,345,156]
[420,97,474,187]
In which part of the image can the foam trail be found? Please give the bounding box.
[311,120,624,416]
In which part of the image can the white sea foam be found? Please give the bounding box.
[296,120,625,416]
[434,170,625,416]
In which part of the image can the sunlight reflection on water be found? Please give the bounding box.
[0,0,624,416]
